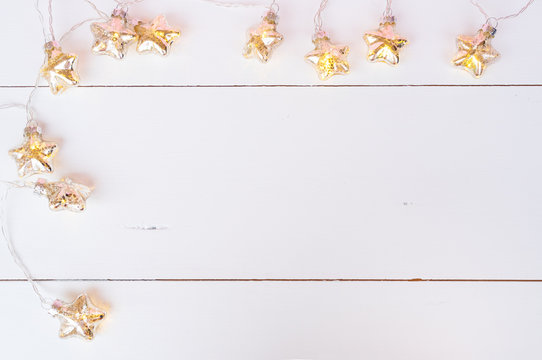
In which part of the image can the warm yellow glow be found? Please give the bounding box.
[244,11,283,63]
[35,178,91,212]
[50,294,106,340]
[91,12,136,59]
[39,42,79,95]
[305,35,350,80]
[453,28,499,78]
[134,15,180,56]
[8,122,58,177]
[363,22,408,66]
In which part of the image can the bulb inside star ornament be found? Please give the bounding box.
[305,31,350,80]
[243,9,284,63]
[34,177,92,212]
[452,23,499,78]
[39,41,80,95]
[91,9,137,59]
[133,15,181,56]
[363,16,408,66]
[8,120,58,177]
[49,294,106,340]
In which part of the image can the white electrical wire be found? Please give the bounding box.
[470,0,535,28]
[313,0,329,33]
[0,184,53,310]
[383,0,392,17]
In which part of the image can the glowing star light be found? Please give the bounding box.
[134,15,180,56]
[453,24,499,78]
[363,16,408,65]
[305,31,350,80]
[34,177,92,212]
[40,41,79,95]
[243,10,283,63]
[49,294,106,340]
[8,121,58,177]
[91,9,136,59]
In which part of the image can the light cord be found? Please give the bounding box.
[470,0,535,28]
[114,0,146,6]
[0,75,39,123]
[59,17,105,43]
[314,0,329,33]
[201,0,270,9]
[83,0,109,19]
[0,184,54,310]
[383,0,393,17]
[34,0,55,42]
[269,0,279,13]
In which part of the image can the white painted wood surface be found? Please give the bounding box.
[0,0,541,358]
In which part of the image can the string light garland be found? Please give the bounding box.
[452,0,535,78]
[0,0,539,342]
[0,109,101,338]
[363,0,408,66]
[305,0,350,80]
[89,0,181,58]
[0,0,104,337]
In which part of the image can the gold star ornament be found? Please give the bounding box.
[40,41,80,95]
[134,15,180,56]
[243,10,283,63]
[305,31,350,80]
[49,294,106,340]
[34,177,92,212]
[453,24,499,78]
[91,9,136,59]
[8,121,58,177]
[363,16,408,66]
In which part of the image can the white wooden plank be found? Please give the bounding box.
[0,0,540,86]
[1,281,541,359]
[0,86,540,279]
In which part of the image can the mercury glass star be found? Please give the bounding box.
[34,177,92,212]
[49,294,106,340]
[91,9,136,59]
[8,121,58,177]
[452,24,499,78]
[243,10,283,63]
[305,31,350,80]
[363,17,408,65]
[39,41,79,95]
[134,15,180,56]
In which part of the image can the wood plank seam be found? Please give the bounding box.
[2,279,542,282]
[0,84,541,88]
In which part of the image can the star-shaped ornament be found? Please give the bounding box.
[34,177,92,212]
[39,41,80,95]
[363,17,408,65]
[91,9,136,59]
[305,31,350,80]
[8,121,58,177]
[134,15,180,56]
[243,10,283,63]
[452,24,499,78]
[49,294,106,340]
